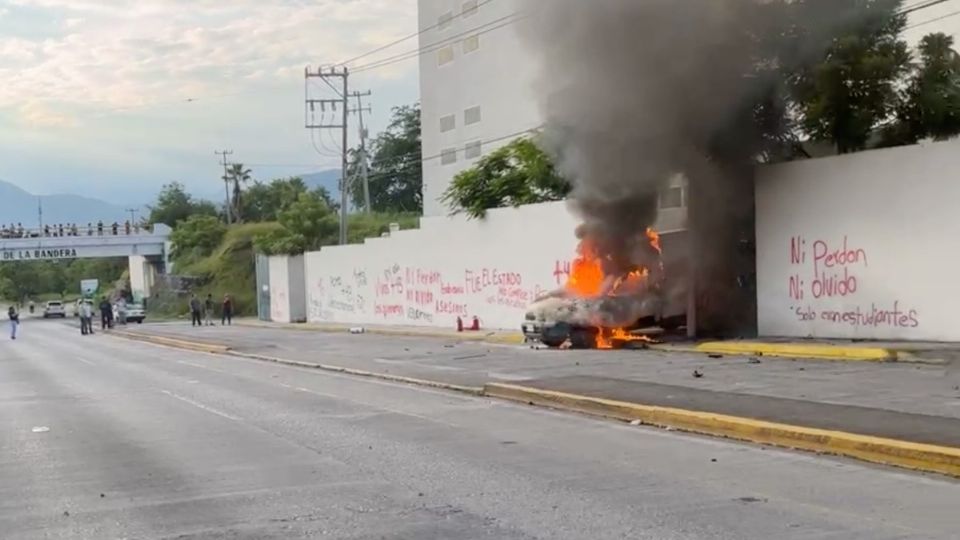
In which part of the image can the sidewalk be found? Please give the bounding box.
[235,319,960,363]
[115,322,960,476]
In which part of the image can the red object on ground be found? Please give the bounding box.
[456,316,464,332]
[470,316,480,331]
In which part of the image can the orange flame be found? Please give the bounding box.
[564,228,662,349]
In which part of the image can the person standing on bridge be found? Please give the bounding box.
[189,294,202,327]
[97,221,103,236]
[8,306,19,340]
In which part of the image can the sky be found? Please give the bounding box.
[0,0,420,206]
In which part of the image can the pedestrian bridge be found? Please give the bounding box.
[0,224,172,300]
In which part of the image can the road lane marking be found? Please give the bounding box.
[177,360,229,374]
[160,390,242,421]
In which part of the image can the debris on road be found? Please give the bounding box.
[693,370,704,379]
[708,354,723,359]
[748,357,762,365]
[629,419,642,426]
[349,327,366,334]
[32,426,50,433]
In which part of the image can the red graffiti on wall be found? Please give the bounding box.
[792,302,920,328]
[787,236,869,301]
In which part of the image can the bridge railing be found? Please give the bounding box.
[0,223,155,240]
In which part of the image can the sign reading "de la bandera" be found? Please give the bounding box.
[1,248,80,261]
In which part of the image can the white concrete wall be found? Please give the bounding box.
[128,255,157,301]
[757,139,960,341]
[268,255,306,323]
[418,0,542,217]
[304,201,687,330]
[268,256,291,323]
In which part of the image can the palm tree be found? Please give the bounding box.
[225,163,252,223]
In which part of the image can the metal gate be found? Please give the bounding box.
[255,254,271,321]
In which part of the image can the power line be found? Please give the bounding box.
[215,150,234,224]
[899,0,957,15]
[351,13,525,74]
[304,66,351,244]
[337,0,496,67]
[905,7,960,29]
[247,125,544,181]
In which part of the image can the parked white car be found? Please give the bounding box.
[43,301,66,318]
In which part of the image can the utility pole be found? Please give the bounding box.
[124,208,138,224]
[305,65,350,245]
[350,90,373,214]
[215,150,234,224]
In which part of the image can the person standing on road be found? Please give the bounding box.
[80,301,95,335]
[204,294,214,326]
[98,297,112,330]
[189,294,203,327]
[8,306,19,340]
[221,294,233,326]
[116,296,128,326]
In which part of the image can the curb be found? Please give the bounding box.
[484,382,960,479]
[234,320,525,346]
[110,331,483,396]
[112,331,231,354]
[696,342,895,361]
[686,342,895,362]
[111,330,960,478]
[229,351,485,396]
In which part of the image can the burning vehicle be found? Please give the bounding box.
[523,228,687,349]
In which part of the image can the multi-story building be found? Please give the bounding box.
[416,0,690,220]
[417,0,541,217]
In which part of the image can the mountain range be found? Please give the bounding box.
[0,169,343,228]
[0,179,130,228]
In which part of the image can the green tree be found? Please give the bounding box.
[241,177,309,223]
[441,137,571,219]
[882,32,960,145]
[224,163,253,222]
[789,0,910,153]
[253,191,339,255]
[169,215,228,263]
[347,104,422,213]
[148,182,218,227]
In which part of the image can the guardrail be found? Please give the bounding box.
[0,223,155,240]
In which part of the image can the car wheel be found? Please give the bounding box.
[569,327,600,349]
[540,322,572,348]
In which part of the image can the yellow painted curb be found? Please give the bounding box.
[112,331,231,355]
[234,320,526,345]
[112,330,484,396]
[484,383,960,478]
[232,352,484,396]
[694,341,896,361]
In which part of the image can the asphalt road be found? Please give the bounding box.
[1,319,958,539]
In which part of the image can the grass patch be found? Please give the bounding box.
[151,223,281,318]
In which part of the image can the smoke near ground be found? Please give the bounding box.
[522,0,771,280]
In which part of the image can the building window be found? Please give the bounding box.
[440,114,456,133]
[438,11,454,30]
[463,35,480,54]
[464,105,482,125]
[465,140,482,159]
[437,45,455,66]
[659,186,685,209]
[441,148,457,165]
[462,0,479,17]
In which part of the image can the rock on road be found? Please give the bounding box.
[0,320,958,539]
